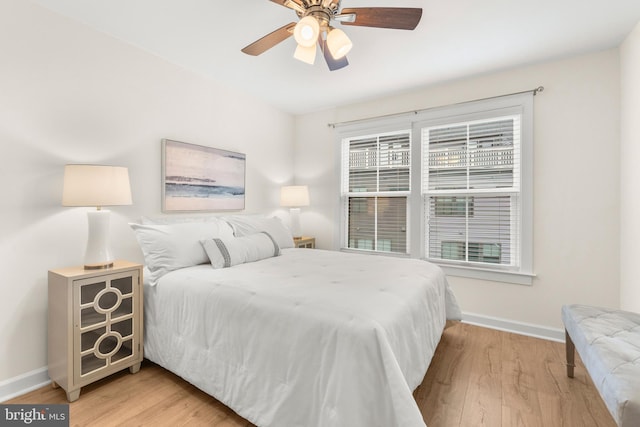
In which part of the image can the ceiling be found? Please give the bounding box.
[31,0,640,115]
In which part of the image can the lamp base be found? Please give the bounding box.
[289,207,302,239]
[84,261,114,270]
[84,209,114,270]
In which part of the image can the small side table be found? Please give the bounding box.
[294,236,315,248]
[48,261,143,401]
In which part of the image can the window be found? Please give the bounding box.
[423,116,521,269]
[337,92,533,284]
[341,131,410,254]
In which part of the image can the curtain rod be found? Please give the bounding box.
[327,86,544,128]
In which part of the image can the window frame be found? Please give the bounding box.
[340,127,412,255]
[411,93,534,284]
[336,92,534,285]
[422,115,521,270]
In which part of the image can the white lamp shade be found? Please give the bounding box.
[280,185,310,207]
[294,43,316,65]
[62,164,132,207]
[294,16,320,48]
[327,28,353,59]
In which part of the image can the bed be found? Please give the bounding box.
[131,215,461,427]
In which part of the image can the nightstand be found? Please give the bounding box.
[47,260,143,402]
[294,236,315,248]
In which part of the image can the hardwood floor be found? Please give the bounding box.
[6,323,615,426]
[414,323,615,427]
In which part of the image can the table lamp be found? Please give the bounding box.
[62,164,132,269]
[280,185,310,239]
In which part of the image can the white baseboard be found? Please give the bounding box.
[462,311,565,342]
[0,367,50,403]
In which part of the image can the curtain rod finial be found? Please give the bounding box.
[535,86,544,95]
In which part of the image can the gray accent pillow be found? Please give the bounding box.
[201,231,281,269]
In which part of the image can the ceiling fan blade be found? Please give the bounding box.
[241,22,297,56]
[319,38,348,71]
[270,0,305,14]
[339,7,422,30]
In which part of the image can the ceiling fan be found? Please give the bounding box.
[241,0,422,71]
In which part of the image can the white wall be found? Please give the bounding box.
[295,49,621,330]
[293,111,342,249]
[620,21,640,313]
[0,0,294,385]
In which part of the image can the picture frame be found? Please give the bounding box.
[161,139,246,212]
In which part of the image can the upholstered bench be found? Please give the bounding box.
[562,304,640,427]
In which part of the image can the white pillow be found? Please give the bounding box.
[221,215,294,249]
[201,232,281,269]
[130,220,234,285]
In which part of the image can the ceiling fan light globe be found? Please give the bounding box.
[294,16,320,48]
[327,28,353,59]
[301,26,314,40]
[294,43,316,65]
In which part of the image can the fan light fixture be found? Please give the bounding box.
[294,43,317,64]
[241,1,422,71]
[327,28,352,59]
[294,16,320,47]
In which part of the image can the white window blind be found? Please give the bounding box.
[423,115,521,268]
[342,131,410,254]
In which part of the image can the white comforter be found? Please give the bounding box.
[144,249,461,427]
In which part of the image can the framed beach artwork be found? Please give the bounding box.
[161,139,246,212]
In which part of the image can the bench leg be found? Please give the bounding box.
[565,329,575,378]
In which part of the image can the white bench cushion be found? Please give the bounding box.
[562,304,640,427]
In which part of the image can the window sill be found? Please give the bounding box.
[435,263,535,286]
[340,248,410,258]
